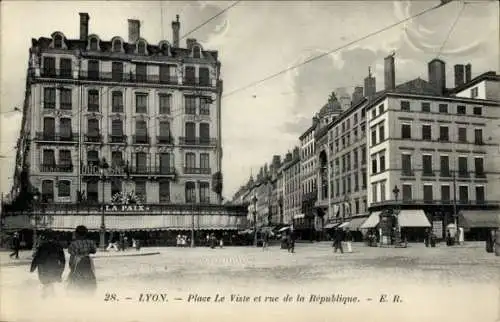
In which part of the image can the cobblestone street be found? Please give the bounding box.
[1,242,499,322]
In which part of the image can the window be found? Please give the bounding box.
[422,155,433,176]
[402,154,412,176]
[184,66,196,85]
[185,152,196,169]
[401,101,410,111]
[439,126,449,141]
[362,171,367,189]
[422,124,432,141]
[401,124,411,139]
[88,60,99,80]
[89,37,98,51]
[137,41,146,54]
[185,96,196,114]
[42,149,55,166]
[87,119,99,138]
[110,120,123,143]
[199,68,210,86]
[57,180,70,198]
[135,152,147,173]
[475,186,485,203]
[353,150,358,169]
[159,65,170,83]
[361,108,366,119]
[474,128,483,145]
[41,180,54,203]
[353,128,358,141]
[159,121,171,143]
[136,64,147,82]
[135,120,147,143]
[43,117,55,138]
[44,88,56,109]
[88,90,99,111]
[43,57,56,76]
[354,173,359,191]
[335,179,340,197]
[371,183,378,203]
[135,181,146,201]
[371,129,377,146]
[87,182,98,202]
[159,153,171,174]
[457,105,466,115]
[473,106,482,115]
[459,186,469,203]
[361,124,366,136]
[60,58,72,78]
[59,150,72,170]
[347,176,351,193]
[440,155,450,176]
[441,185,450,202]
[421,102,430,112]
[402,184,412,201]
[58,88,72,110]
[111,92,123,112]
[474,157,485,177]
[87,150,99,166]
[60,118,72,140]
[346,153,351,171]
[199,123,210,143]
[158,94,171,114]
[355,199,359,214]
[458,127,467,143]
[193,46,201,59]
[159,181,170,203]
[438,104,448,113]
[458,156,468,177]
[53,34,63,48]
[111,62,123,82]
[371,109,376,119]
[421,184,433,203]
[111,178,122,197]
[111,151,123,167]
[185,182,196,203]
[371,158,377,174]
[379,125,385,142]
[112,39,122,52]
[353,113,358,125]
[135,93,148,113]
[380,181,386,201]
[199,182,210,203]
[200,153,210,170]
[361,146,366,164]
[185,122,196,140]
[379,153,386,172]
[200,97,210,115]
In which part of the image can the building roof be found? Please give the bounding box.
[449,71,500,94]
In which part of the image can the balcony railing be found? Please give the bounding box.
[35,132,78,142]
[457,171,470,178]
[157,136,174,145]
[84,134,102,143]
[185,107,197,115]
[421,169,436,177]
[109,134,127,143]
[129,166,176,176]
[39,164,74,173]
[78,71,179,85]
[475,171,486,178]
[111,105,124,113]
[184,167,211,175]
[401,169,415,176]
[370,199,498,207]
[133,135,150,144]
[182,77,212,87]
[40,69,74,79]
[179,137,217,146]
[43,102,56,109]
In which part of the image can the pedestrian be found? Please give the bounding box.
[262,231,269,250]
[345,229,353,253]
[210,233,216,249]
[67,225,97,295]
[287,231,295,253]
[30,231,66,298]
[494,228,500,257]
[219,237,224,248]
[9,232,20,259]
[333,228,344,254]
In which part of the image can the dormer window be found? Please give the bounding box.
[54,34,63,49]
[112,39,122,52]
[193,46,201,59]
[89,37,99,51]
[137,41,146,55]
[161,43,168,55]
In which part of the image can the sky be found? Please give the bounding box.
[0,0,498,201]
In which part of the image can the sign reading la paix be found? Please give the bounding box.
[102,204,151,212]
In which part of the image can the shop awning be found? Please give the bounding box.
[398,210,431,228]
[459,211,500,228]
[338,222,350,229]
[347,217,367,231]
[324,223,339,229]
[360,212,381,229]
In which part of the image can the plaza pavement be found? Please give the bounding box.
[1,242,499,322]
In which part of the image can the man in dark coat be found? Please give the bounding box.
[9,232,20,259]
[30,231,66,298]
[333,228,344,254]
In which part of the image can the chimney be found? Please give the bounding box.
[79,13,90,41]
[384,53,396,91]
[128,19,141,43]
[465,63,472,83]
[364,66,376,97]
[352,86,364,104]
[172,15,180,47]
[186,38,196,50]
[428,59,446,95]
[454,64,465,87]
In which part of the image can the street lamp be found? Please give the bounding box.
[392,185,401,245]
[99,158,109,251]
[32,194,39,252]
[252,194,258,247]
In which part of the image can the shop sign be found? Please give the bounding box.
[81,164,126,175]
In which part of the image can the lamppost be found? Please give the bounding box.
[32,194,40,252]
[392,185,401,245]
[99,158,109,251]
[190,202,195,248]
[252,194,258,246]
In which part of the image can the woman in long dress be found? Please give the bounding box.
[67,225,97,295]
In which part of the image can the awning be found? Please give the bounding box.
[360,211,381,229]
[398,210,431,227]
[324,223,340,229]
[278,226,290,232]
[347,217,367,231]
[338,222,350,229]
[459,211,500,228]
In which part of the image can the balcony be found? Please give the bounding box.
[182,77,213,87]
[133,135,150,145]
[35,132,78,143]
[109,134,127,144]
[185,107,197,115]
[475,171,487,179]
[40,69,73,79]
[179,137,217,146]
[401,169,415,177]
[157,136,174,145]
[39,164,74,173]
[84,134,102,143]
[111,105,124,113]
[421,169,436,177]
[457,171,470,178]
[184,167,211,175]
[440,170,452,177]
[370,199,499,207]
[43,102,56,110]
[129,165,176,176]
[78,71,179,85]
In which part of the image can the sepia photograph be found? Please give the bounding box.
[0,0,499,321]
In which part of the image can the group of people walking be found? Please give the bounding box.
[30,225,97,298]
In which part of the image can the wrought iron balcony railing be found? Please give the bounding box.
[182,77,213,87]
[78,71,179,85]
[157,136,174,145]
[129,166,176,176]
[84,134,102,143]
[184,167,211,175]
[109,134,127,143]
[40,69,74,79]
[179,137,217,146]
[39,164,74,173]
[370,199,497,207]
[133,135,150,144]
[35,132,78,142]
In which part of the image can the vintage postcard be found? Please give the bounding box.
[0,0,499,321]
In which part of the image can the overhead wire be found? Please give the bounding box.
[436,1,467,59]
